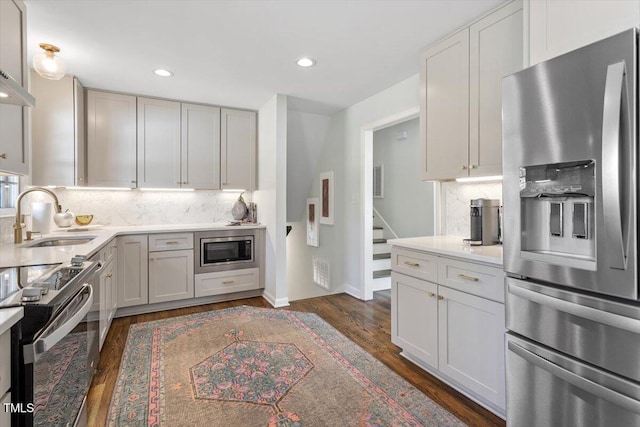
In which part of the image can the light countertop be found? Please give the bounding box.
[0,223,265,268]
[387,235,503,266]
[0,307,23,336]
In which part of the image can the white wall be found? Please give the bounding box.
[286,110,331,222]
[254,94,288,307]
[373,118,435,238]
[287,74,420,301]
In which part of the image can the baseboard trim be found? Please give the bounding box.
[114,289,264,318]
[262,289,290,308]
[343,283,363,300]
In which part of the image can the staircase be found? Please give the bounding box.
[372,226,391,291]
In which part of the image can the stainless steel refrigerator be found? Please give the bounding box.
[502,28,640,426]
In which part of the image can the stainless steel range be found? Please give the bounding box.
[0,259,100,427]
[502,28,640,426]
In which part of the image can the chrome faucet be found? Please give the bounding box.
[13,187,62,244]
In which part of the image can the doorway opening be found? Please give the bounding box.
[360,108,437,300]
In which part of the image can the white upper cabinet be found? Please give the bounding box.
[221,108,256,191]
[421,29,470,181]
[181,103,221,190]
[87,90,137,187]
[31,73,85,186]
[0,0,28,175]
[421,0,523,181]
[528,0,640,65]
[137,97,182,188]
[469,1,523,177]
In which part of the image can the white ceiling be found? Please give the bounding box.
[25,0,504,115]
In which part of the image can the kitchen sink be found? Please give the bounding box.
[20,235,97,248]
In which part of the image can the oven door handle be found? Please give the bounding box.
[24,284,93,364]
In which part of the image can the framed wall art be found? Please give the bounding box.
[319,171,334,225]
[306,198,319,247]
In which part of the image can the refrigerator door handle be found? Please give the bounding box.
[508,340,640,414]
[509,282,640,334]
[601,61,628,270]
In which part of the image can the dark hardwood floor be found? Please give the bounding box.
[87,291,505,427]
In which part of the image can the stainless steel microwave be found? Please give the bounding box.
[194,230,260,274]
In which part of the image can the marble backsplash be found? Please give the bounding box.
[0,189,250,244]
[442,181,503,237]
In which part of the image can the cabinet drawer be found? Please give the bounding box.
[149,233,193,251]
[438,258,505,303]
[195,268,259,297]
[391,247,438,283]
[0,330,10,395]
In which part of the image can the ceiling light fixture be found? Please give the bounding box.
[296,57,316,68]
[33,43,66,80]
[153,69,174,77]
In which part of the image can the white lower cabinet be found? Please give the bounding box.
[98,257,115,348]
[195,268,260,297]
[148,249,194,304]
[0,391,10,426]
[117,235,148,307]
[391,272,438,368]
[391,246,506,416]
[437,286,505,409]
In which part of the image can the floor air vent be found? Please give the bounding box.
[313,257,330,290]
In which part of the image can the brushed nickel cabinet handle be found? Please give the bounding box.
[0,153,6,159]
[460,165,467,170]
[403,261,420,267]
[222,280,235,284]
[428,292,435,298]
[469,164,476,169]
[458,273,479,282]
[165,241,179,245]
[106,272,113,278]
[131,180,137,184]
[437,295,445,300]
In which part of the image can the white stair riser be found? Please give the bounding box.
[373,276,391,291]
[373,243,391,255]
[373,229,384,239]
[373,258,391,271]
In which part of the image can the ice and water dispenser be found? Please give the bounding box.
[519,160,596,267]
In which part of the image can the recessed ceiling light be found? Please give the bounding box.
[296,57,316,68]
[0,92,9,98]
[153,69,173,77]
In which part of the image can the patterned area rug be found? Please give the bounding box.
[108,306,464,426]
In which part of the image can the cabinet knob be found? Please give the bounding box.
[428,292,435,298]
[460,165,467,170]
[469,164,476,169]
[0,153,6,160]
[437,295,445,300]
